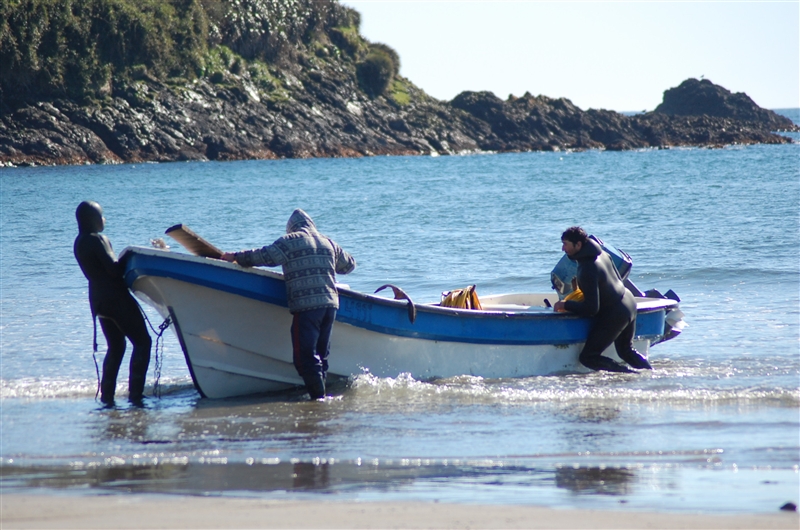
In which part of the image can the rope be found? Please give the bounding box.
[92,315,101,399]
[92,350,101,400]
[152,316,172,397]
[139,307,172,399]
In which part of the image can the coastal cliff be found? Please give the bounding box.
[1,0,796,167]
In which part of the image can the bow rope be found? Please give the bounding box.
[140,307,172,398]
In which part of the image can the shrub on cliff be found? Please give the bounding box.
[369,42,400,76]
[356,43,399,98]
[327,5,362,56]
[329,25,364,57]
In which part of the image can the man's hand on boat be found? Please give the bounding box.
[220,252,236,262]
[553,300,567,313]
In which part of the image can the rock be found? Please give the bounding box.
[0,75,795,167]
[655,78,795,131]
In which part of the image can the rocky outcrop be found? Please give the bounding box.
[447,85,796,152]
[3,75,794,167]
[0,71,481,165]
[654,78,794,130]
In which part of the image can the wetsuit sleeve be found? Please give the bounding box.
[331,239,356,275]
[564,265,600,317]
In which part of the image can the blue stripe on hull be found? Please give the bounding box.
[123,248,667,347]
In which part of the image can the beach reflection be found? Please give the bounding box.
[559,402,623,424]
[1,460,440,496]
[97,407,154,443]
[292,462,330,490]
[555,466,635,496]
[553,403,629,456]
[90,389,348,454]
[181,397,342,452]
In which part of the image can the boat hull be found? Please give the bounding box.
[123,247,681,399]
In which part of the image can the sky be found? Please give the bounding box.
[342,1,800,112]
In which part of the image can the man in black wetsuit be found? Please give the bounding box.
[74,201,151,406]
[553,226,652,373]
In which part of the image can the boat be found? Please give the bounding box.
[121,246,685,399]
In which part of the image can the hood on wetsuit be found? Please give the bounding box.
[568,236,602,262]
[286,209,316,234]
[76,201,104,233]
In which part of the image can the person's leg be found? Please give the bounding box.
[115,296,152,403]
[98,317,126,405]
[126,324,151,403]
[614,318,652,370]
[579,317,634,373]
[315,308,336,383]
[291,309,326,399]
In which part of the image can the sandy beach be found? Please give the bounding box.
[2,494,798,529]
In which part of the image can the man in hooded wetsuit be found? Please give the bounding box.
[221,209,356,399]
[74,201,151,406]
[553,226,652,373]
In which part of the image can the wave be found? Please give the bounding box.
[4,366,797,407]
[0,376,196,400]
[346,371,800,408]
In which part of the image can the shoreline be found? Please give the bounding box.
[2,494,798,529]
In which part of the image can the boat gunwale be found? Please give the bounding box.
[122,247,678,323]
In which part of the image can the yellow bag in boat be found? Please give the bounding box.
[563,288,584,302]
[441,288,469,308]
[441,285,483,310]
[469,287,482,310]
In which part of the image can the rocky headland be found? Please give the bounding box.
[1,0,796,167]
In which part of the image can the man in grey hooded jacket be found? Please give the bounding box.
[222,209,356,399]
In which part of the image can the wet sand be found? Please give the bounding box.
[2,494,798,529]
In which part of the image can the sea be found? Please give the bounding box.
[1,110,798,515]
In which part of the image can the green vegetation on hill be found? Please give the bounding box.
[0,0,401,104]
[1,0,208,101]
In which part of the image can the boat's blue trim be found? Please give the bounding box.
[125,255,289,308]
[335,295,590,345]
[123,248,667,347]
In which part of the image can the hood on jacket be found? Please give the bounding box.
[76,201,104,233]
[569,236,602,261]
[286,209,316,233]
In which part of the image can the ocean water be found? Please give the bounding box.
[1,110,798,514]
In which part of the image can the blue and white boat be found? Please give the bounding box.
[122,247,684,399]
